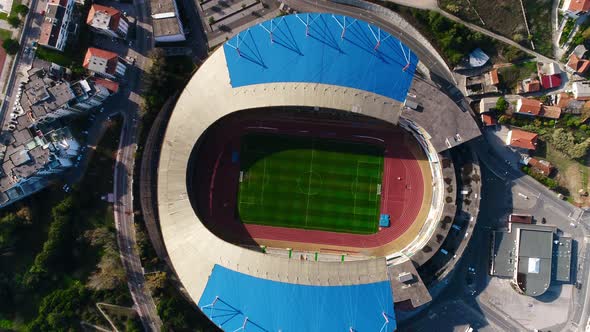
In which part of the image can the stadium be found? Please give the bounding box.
[155,12,482,331]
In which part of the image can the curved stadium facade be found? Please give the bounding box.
[156,13,482,331]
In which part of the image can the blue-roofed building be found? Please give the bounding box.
[199,265,396,332]
[224,13,418,103]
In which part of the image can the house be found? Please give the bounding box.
[481,114,497,126]
[540,74,562,90]
[150,0,186,42]
[506,129,538,151]
[488,69,500,86]
[540,105,562,119]
[572,81,590,100]
[522,78,541,93]
[561,0,590,18]
[528,158,554,176]
[479,97,499,114]
[39,0,75,51]
[516,98,542,116]
[86,4,130,39]
[83,47,127,79]
[567,54,590,74]
[538,62,561,76]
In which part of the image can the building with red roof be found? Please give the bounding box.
[528,158,554,176]
[506,129,538,151]
[481,114,496,126]
[562,0,590,17]
[567,54,590,74]
[540,74,562,89]
[522,78,541,93]
[87,4,129,39]
[516,98,542,116]
[83,47,127,79]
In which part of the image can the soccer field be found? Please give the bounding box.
[238,134,384,234]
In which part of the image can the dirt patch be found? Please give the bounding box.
[559,165,584,204]
[441,0,527,43]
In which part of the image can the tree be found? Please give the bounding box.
[495,96,508,113]
[2,38,19,55]
[7,16,21,28]
[27,282,88,332]
[14,4,28,16]
[550,128,590,159]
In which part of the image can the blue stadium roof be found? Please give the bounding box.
[223,13,418,102]
[198,265,396,332]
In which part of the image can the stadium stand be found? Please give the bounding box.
[224,13,418,102]
[199,265,396,331]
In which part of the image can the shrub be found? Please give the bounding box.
[14,4,28,16]
[495,96,508,113]
[7,16,20,28]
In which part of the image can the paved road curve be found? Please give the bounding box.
[112,0,162,330]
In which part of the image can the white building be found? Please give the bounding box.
[39,0,75,51]
[572,81,590,100]
[83,47,127,79]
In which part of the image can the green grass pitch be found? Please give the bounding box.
[237,134,384,234]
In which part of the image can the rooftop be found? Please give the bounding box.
[507,129,538,150]
[152,16,182,37]
[516,227,553,296]
[198,264,396,331]
[224,13,418,103]
[87,4,123,32]
[567,54,590,73]
[83,47,119,74]
[565,0,590,12]
[517,98,542,115]
[39,1,68,48]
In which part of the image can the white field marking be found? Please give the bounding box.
[305,144,315,227]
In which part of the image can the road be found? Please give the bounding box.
[111,0,162,330]
[0,0,40,130]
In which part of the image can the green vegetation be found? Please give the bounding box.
[0,28,12,41]
[14,4,28,17]
[439,0,553,57]
[495,96,508,113]
[365,0,528,66]
[441,0,527,43]
[35,46,73,66]
[2,38,19,55]
[0,0,22,20]
[560,18,575,45]
[549,128,590,159]
[0,117,139,330]
[238,134,383,234]
[498,61,538,92]
[6,15,19,28]
[522,165,558,189]
[523,0,553,57]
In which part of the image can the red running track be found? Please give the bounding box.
[195,111,425,249]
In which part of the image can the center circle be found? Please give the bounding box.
[297,171,323,195]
